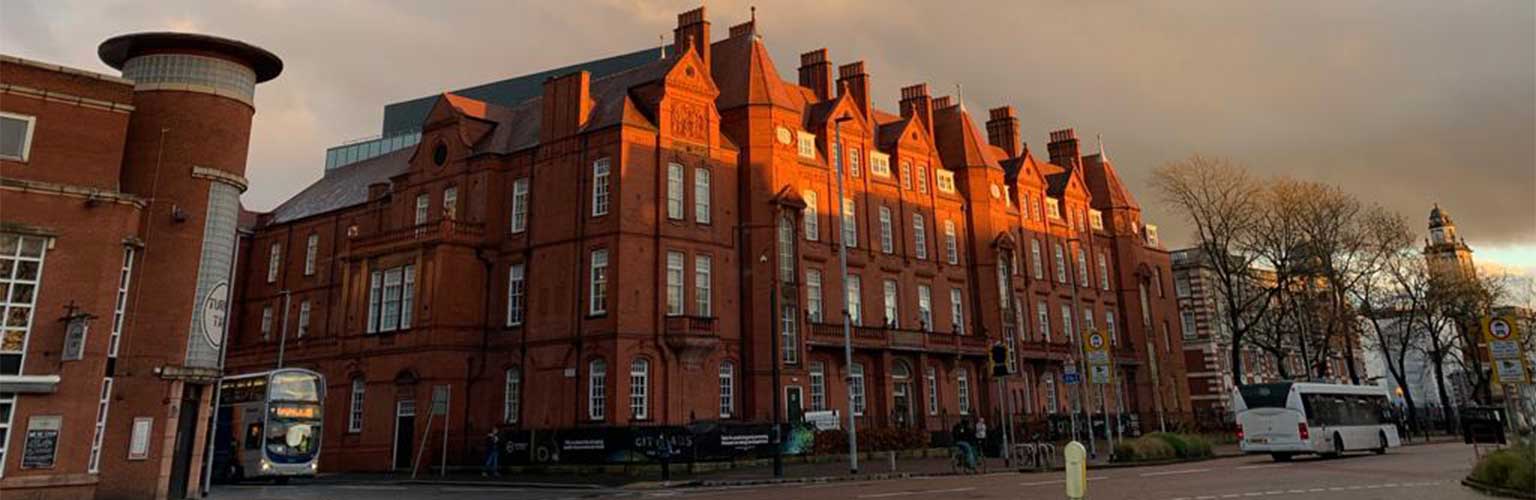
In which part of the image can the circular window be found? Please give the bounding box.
[432,143,448,166]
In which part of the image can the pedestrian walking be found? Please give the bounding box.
[481,430,501,477]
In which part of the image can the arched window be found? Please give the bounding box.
[348,377,365,432]
[718,361,735,418]
[850,363,867,416]
[803,191,819,241]
[957,368,972,415]
[503,367,521,424]
[778,213,797,283]
[629,358,650,419]
[588,359,606,421]
[1043,373,1058,414]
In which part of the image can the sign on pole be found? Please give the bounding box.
[1063,363,1080,385]
[1085,330,1113,385]
[1483,316,1530,385]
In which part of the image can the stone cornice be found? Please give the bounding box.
[191,165,249,192]
[0,177,147,208]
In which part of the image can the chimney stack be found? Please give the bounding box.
[899,83,934,137]
[1047,128,1080,167]
[987,106,1021,157]
[798,49,833,101]
[673,7,711,68]
[837,61,870,116]
[541,71,593,142]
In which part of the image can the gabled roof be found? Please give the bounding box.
[1081,153,1140,211]
[932,104,1003,170]
[1001,147,1047,188]
[268,148,413,225]
[710,31,799,111]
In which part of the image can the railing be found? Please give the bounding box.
[807,322,987,354]
[663,315,717,335]
[352,220,485,249]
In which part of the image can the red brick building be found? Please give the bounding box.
[0,34,280,498]
[224,7,1188,472]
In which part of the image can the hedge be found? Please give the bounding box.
[1113,433,1214,463]
[1470,441,1535,493]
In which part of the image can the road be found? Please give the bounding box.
[210,441,1485,500]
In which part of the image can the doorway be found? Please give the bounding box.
[892,361,913,427]
[168,384,204,499]
[784,386,803,422]
[392,400,416,470]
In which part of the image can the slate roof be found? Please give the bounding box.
[710,32,800,111]
[268,148,412,224]
[932,104,1003,170]
[380,47,661,134]
[1081,153,1140,211]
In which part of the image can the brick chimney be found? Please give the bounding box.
[540,71,593,142]
[837,61,870,116]
[673,6,710,68]
[798,49,832,101]
[987,106,1021,157]
[1047,128,1080,167]
[899,83,933,137]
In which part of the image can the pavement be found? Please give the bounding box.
[209,440,1485,500]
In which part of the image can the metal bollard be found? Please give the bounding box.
[889,450,896,472]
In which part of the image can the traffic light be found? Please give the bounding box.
[990,342,1009,377]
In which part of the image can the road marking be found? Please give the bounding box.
[440,487,526,492]
[1019,476,1106,486]
[334,485,409,490]
[857,487,975,498]
[1141,468,1211,477]
[1234,463,1289,470]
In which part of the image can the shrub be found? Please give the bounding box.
[1148,432,1189,457]
[1470,441,1534,492]
[1113,436,1176,462]
[1180,434,1214,458]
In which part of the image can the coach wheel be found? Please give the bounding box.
[1328,433,1344,457]
[1270,453,1292,462]
[274,476,290,485]
[1373,432,1387,455]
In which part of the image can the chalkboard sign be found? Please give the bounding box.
[22,415,60,469]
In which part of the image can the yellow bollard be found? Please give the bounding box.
[1064,441,1087,500]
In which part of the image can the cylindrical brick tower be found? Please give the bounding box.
[96,32,281,500]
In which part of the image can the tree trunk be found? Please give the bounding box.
[1430,350,1455,433]
[1343,337,1361,385]
[1229,339,1246,387]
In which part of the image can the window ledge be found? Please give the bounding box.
[0,374,62,393]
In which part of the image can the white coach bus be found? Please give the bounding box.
[1233,382,1401,461]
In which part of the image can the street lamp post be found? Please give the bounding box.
[275,289,291,369]
[769,248,784,478]
[833,114,859,474]
[1065,237,1094,457]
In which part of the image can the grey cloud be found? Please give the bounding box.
[2,0,1531,251]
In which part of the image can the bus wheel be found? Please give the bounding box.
[1329,433,1344,457]
[1270,453,1292,462]
[229,465,244,484]
[274,477,290,485]
[1372,433,1387,455]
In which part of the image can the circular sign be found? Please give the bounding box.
[1088,333,1105,350]
[1488,318,1512,340]
[776,126,793,145]
[201,281,230,348]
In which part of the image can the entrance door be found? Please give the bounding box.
[393,400,416,470]
[893,382,913,427]
[168,385,203,499]
[785,387,804,422]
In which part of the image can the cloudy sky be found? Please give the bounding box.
[3,0,1532,277]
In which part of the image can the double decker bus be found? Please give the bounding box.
[1234,382,1400,461]
[212,368,324,482]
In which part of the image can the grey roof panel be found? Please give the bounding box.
[268,148,412,224]
[380,47,658,134]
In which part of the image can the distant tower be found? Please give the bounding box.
[1424,203,1476,280]
[97,32,281,499]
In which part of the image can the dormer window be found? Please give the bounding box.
[797,131,816,159]
[1045,198,1061,220]
[1089,210,1104,230]
[936,170,956,193]
[870,152,892,177]
[1145,225,1160,246]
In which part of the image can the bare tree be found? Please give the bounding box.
[1153,156,1272,385]
[1353,210,1426,431]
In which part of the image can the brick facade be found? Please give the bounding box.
[0,33,280,499]
[222,7,1189,473]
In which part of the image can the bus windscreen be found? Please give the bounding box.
[270,371,321,402]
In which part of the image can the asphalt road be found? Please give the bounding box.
[210,441,1487,500]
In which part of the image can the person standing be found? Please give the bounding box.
[482,430,501,477]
